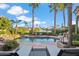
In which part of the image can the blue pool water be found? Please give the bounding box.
[20,37,59,43]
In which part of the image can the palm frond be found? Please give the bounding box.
[58,3,64,10]
[28,3,39,8]
[49,3,55,12]
[10,20,16,23]
[17,20,21,23]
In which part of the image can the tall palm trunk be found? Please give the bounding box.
[63,8,66,28]
[75,19,78,34]
[32,6,34,34]
[54,9,57,33]
[67,3,72,47]
[54,8,57,34]
[15,24,18,34]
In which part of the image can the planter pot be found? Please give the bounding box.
[0,47,19,56]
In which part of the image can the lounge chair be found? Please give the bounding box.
[58,34,64,42]
[16,45,32,56]
[60,47,79,56]
[57,41,67,48]
[47,45,62,56]
[47,45,79,56]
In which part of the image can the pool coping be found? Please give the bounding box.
[20,35,62,40]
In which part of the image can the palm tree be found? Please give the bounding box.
[67,3,72,47]
[24,21,28,28]
[49,3,58,34]
[58,3,66,29]
[10,19,21,34]
[74,6,79,34]
[28,3,39,34]
[0,16,11,34]
[63,5,66,29]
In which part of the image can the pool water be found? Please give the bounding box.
[20,37,59,43]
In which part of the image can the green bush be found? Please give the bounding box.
[3,40,19,51]
[9,28,16,34]
[72,34,79,41]
[29,29,33,34]
[71,25,75,34]
[71,34,79,46]
[56,29,61,35]
[72,41,79,46]
[17,28,29,35]
[0,30,5,34]
[51,29,64,35]
[33,32,57,36]
[0,16,11,30]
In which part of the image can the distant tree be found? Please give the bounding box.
[10,19,21,34]
[24,21,28,28]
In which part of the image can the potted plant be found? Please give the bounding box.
[0,40,19,56]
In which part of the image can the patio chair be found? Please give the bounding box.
[58,34,64,42]
[47,45,62,56]
[61,47,79,56]
[16,45,32,56]
[57,41,67,48]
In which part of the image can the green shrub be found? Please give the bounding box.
[72,41,79,46]
[0,30,5,34]
[71,34,79,46]
[51,29,64,35]
[3,40,19,51]
[72,34,79,41]
[0,16,11,30]
[17,28,29,35]
[29,29,33,34]
[71,25,75,34]
[9,28,16,34]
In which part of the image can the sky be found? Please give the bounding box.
[0,3,79,28]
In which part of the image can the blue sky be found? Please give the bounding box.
[0,3,78,28]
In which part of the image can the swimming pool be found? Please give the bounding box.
[20,37,59,43]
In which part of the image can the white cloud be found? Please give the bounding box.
[34,21,41,25]
[34,17,38,21]
[72,20,76,25]
[18,23,25,27]
[7,6,29,16]
[42,21,46,24]
[34,20,46,27]
[17,16,40,22]
[34,20,46,25]
[17,16,31,22]
[0,3,10,9]
[17,16,46,27]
